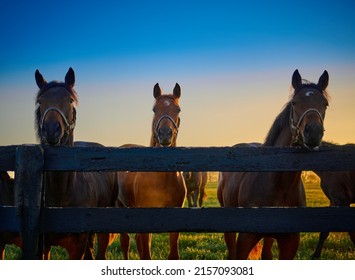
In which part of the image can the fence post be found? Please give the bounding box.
[15,145,44,260]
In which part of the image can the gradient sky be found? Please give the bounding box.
[1,0,355,147]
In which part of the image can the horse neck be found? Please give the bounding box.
[265,121,303,199]
[270,126,293,147]
[44,132,75,206]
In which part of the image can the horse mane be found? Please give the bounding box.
[263,102,292,146]
[34,81,78,141]
[264,81,330,146]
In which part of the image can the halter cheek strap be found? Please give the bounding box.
[290,106,324,145]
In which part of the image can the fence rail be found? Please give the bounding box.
[1,144,355,259]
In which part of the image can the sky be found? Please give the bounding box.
[1,0,355,147]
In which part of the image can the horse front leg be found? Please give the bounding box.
[136,233,152,260]
[192,189,199,207]
[187,191,193,207]
[168,232,180,260]
[198,188,205,207]
[311,232,329,259]
[224,232,236,259]
[235,233,262,260]
[120,233,130,260]
[95,233,111,260]
[262,238,274,259]
[63,233,89,260]
[277,233,300,260]
[83,233,95,260]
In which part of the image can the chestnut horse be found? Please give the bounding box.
[311,142,355,259]
[0,172,21,259]
[116,83,186,260]
[218,69,329,259]
[183,172,207,207]
[35,68,118,259]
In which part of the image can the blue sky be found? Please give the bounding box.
[1,0,355,146]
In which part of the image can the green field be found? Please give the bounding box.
[4,173,355,260]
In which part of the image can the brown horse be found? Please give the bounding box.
[183,172,207,207]
[0,172,22,259]
[34,68,118,259]
[116,83,186,260]
[310,142,355,259]
[217,69,329,259]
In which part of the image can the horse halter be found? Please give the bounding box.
[289,105,324,145]
[40,106,76,144]
[153,115,180,144]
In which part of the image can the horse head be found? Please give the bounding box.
[35,68,78,146]
[289,69,329,149]
[151,83,181,147]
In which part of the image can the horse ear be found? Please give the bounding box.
[65,67,75,87]
[35,69,47,89]
[317,70,329,91]
[153,83,161,99]
[291,69,302,90]
[173,83,181,98]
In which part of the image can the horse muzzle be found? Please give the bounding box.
[41,121,64,146]
[302,123,324,150]
[157,126,174,147]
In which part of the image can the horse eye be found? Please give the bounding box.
[152,108,156,113]
[70,98,74,104]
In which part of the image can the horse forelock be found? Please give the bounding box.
[291,80,330,102]
[35,81,78,105]
[154,94,180,106]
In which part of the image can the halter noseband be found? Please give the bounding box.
[290,106,324,145]
[40,106,76,144]
[154,115,180,144]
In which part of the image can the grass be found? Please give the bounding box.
[4,173,355,259]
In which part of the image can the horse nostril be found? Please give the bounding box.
[159,127,173,138]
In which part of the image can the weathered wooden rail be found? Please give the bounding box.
[1,144,355,259]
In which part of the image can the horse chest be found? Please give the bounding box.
[133,172,186,207]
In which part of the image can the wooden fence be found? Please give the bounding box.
[1,144,355,259]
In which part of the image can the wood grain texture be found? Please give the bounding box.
[42,145,355,172]
[14,145,44,259]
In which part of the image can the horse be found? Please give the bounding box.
[116,83,186,260]
[0,172,22,259]
[34,68,118,259]
[183,172,207,207]
[217,69,330,259]
[310,142,355,259]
